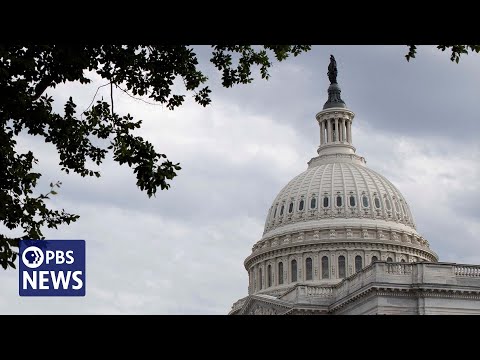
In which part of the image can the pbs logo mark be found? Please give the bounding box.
[19,239,85,297]
[22,246,45,269]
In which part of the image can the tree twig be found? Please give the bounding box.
[81,82,111,119]
[116,84,163,107]
[110,82,114,116]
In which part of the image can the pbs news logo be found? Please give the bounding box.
[19,240,85,296]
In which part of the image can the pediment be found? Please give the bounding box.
[240,295,291,315]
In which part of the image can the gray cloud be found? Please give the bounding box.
[1,45,479,314]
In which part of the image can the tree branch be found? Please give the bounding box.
[32,77,53,101]
[110,82,114,116]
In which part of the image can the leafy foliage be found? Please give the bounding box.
[0,45,311,270]
[406,45,480,63]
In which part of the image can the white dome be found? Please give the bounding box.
[243,78,437,297]
[263,160,417,237]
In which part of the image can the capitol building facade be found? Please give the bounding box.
[229,57,480,315]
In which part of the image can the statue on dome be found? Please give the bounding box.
[328,55,338,84]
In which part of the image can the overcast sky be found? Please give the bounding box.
[1,45,479,314]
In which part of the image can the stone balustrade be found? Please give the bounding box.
[454,265,480,277]
[299,285,334,297]
[277,262,480,305]
[385,263,413,275]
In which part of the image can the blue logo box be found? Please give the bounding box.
[19,240,86,296]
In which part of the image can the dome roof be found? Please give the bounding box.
[242,56,437,299]
[263,160,417,238]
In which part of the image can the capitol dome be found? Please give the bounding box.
[243,57,438,297]
[263,161,418,236]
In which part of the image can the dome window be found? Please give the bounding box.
[322,256,329,279]
[323,196,329,208]
[288,202,294,214]
[280,205,284,216]
[310,197,317,209]
[273,205,278,218]
[385,199,392,211]
[355,255,363,273]
[362,195,369,208]
[299,199,305,211]
[305,258,313,280]
[349,195,356,207]
[291,260,298,282]
[259,267,263,290]
[338,256,346,279]
[374,197,381,209]
[267,265,272,287]
[336,195,343,207]
[278,262,284,285]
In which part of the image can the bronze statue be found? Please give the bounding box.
[328,55,338,84]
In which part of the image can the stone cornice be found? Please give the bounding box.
[244,239,437,269]
[315,108,355,120]
[263,217,419,241]
[308,152,365,168]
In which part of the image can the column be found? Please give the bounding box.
[347,120,352,143]
[340,119,344,142]
[327,118,332,143]
[334,118,339,142]
[320,120,325,145]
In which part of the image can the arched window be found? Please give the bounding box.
[291,260,297,282]
[349,195,356,207]
[278,262,284,285]
[371,256,378,264]
[322,256,329,279]
[288,202,294,213]
[280,205,284,216]
[374,197,381,209]
[385,199,392,211]
[387,257,393,262]
[273,206,277,218]
[336,195,343,207]
[323,196,329,208]
[299,199,304,211]
[362,195,369,208]
[338,256,346,279]
[259,267,263,290]
[400,259,406,263]
[310,197,317,209]
[267,265,272,287]
[250,270,255,291]
[355,255,363,273]
[306,258,313,280]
